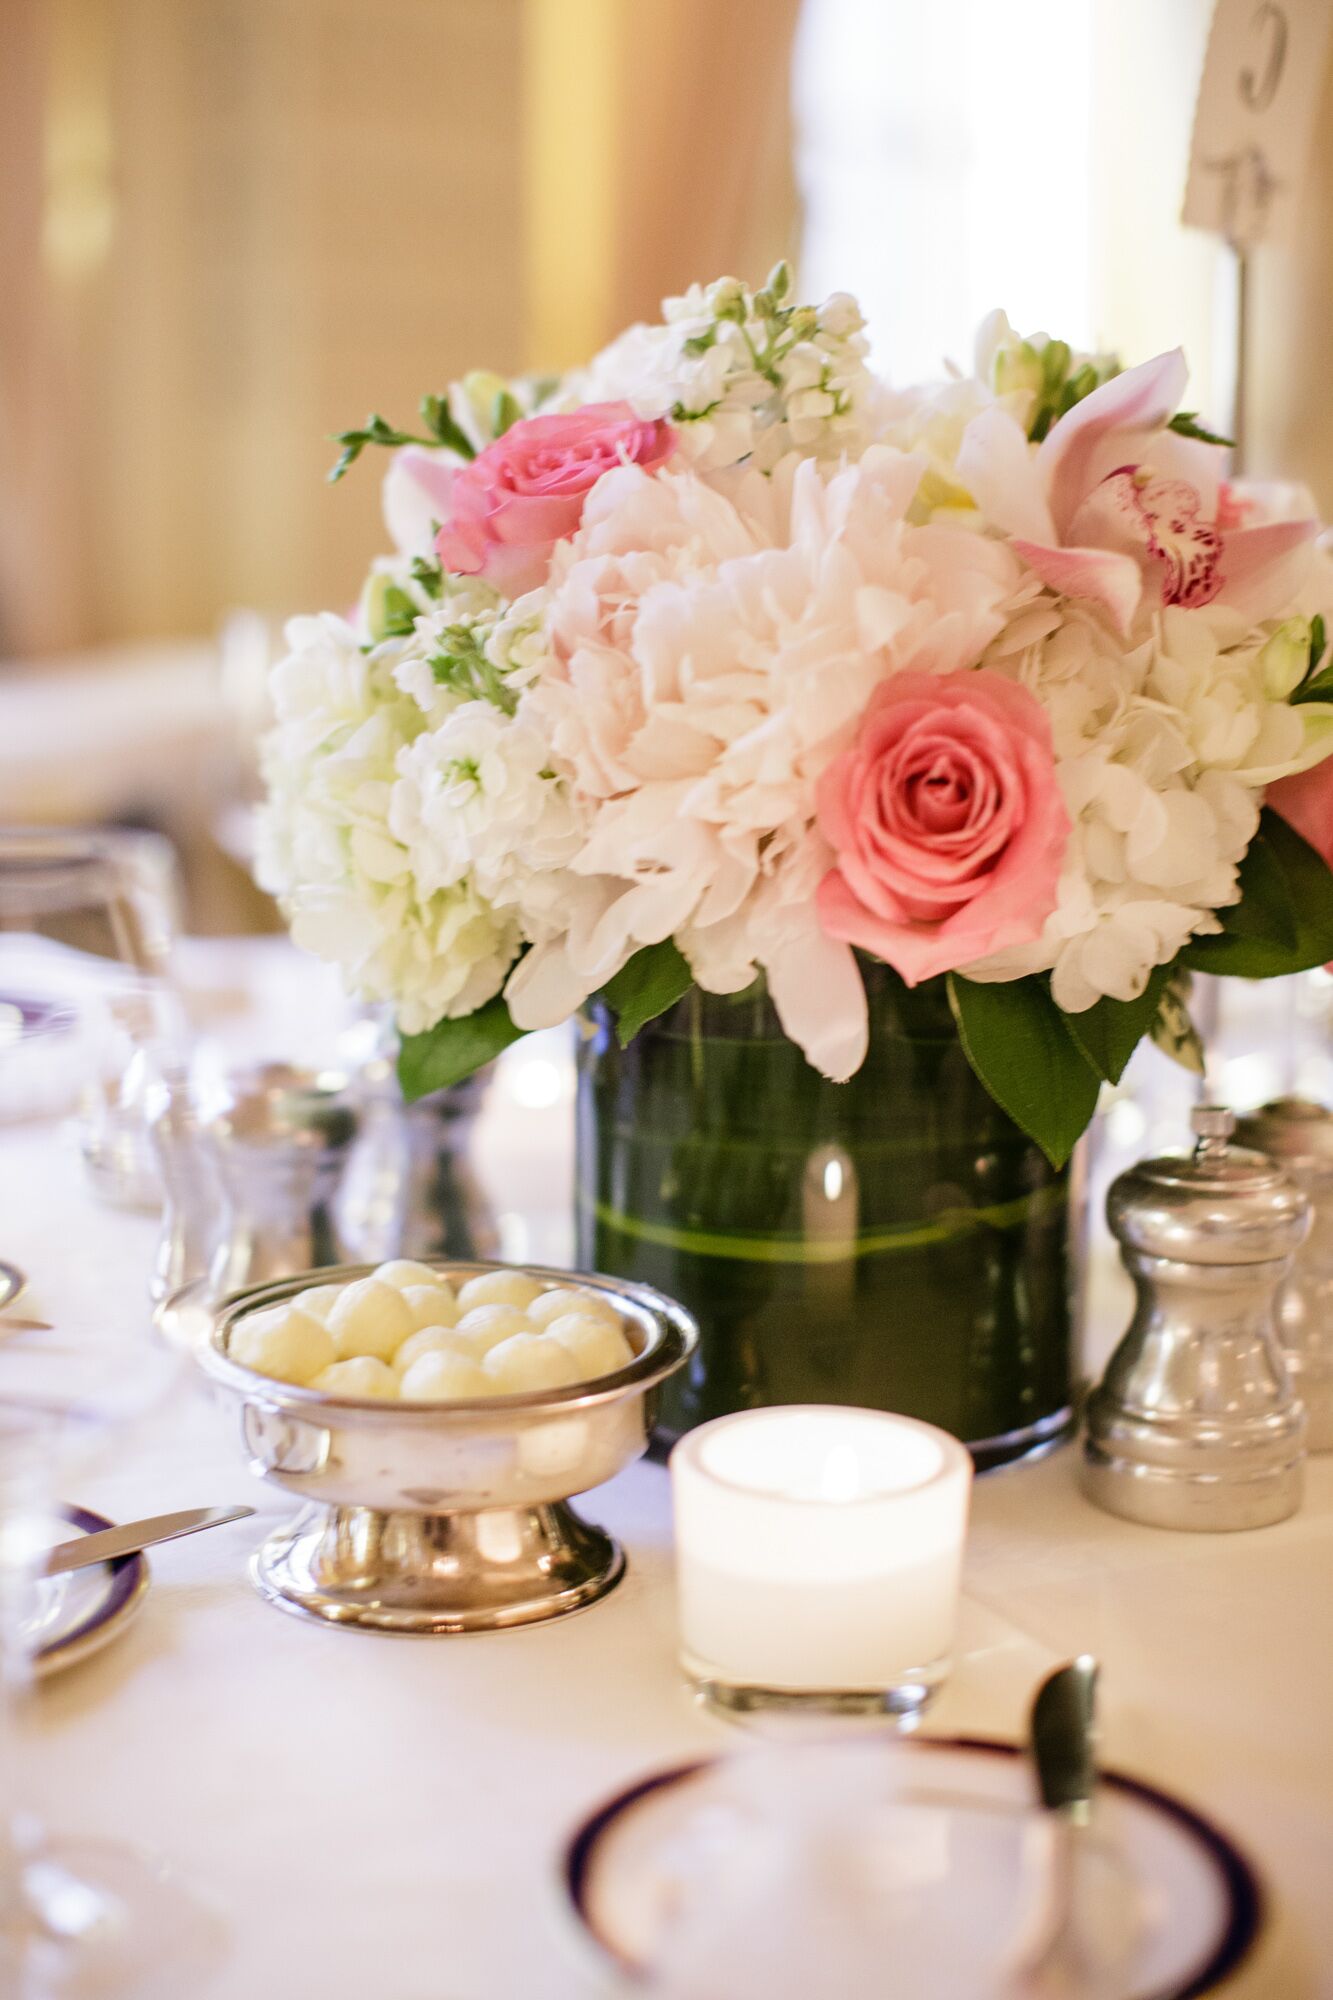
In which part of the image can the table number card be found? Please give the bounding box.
[1184,0,1333,243]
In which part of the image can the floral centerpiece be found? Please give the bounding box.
[257,266,1333,1458]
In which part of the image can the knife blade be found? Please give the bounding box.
[1032,1654,1099,1823]
[40,1505,256,1577]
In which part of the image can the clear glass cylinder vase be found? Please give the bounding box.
[575,963,1074,1468]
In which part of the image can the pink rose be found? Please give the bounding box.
[1268,763,1333,875]
[815,670,1070,986]
[434,402,675,595]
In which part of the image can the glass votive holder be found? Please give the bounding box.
[670,1406,973,1725]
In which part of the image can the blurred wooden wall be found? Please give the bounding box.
[0,0,798,660]
[1,0,525,655]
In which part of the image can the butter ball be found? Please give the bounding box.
[526,1286,622,1332]
[375,1259,450,1293]
[230,1305,335,1386]
[546,1311,635,1382]
[327,1277,415,1362]
[398,1350,491,1402]
[457,1270,545,1313]
[394,1326,474,1373]
[483,1333,581,1394]
[294,1283,346,1323]
[455,1304,533,1357]
[400,1283,461,1333]
[312,1357,400,1401]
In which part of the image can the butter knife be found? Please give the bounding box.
[1033,1653,1098,1823]
[1010,1655,1101,1996]
[40,1505,256,1577]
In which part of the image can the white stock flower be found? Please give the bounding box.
[570,273,882,478]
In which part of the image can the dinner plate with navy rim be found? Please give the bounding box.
[563,1736,1262,1998]
[25,1505,150,1678]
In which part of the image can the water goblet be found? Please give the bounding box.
[0,1323,224,1997]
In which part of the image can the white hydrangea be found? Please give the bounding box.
[389,700,585,911]
[963,598,1324,1009]
[254,612,521,1035]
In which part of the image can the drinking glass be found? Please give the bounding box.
[0,1326,223,1996]
[0,826,187,1135]
[0,828,222,1992]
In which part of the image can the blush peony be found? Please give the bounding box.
[502,449,1026,1079]
[814,671,1070,985]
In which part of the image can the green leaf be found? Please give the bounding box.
[1181,808,1333,976]
[1212,820,1297,945]
[428,623,518,715]
[1151,970,1206,1074]
[1290,667,1333,706]
[327,412,434,484]
[362,575,422,642]
[947,974,1102,1169]
[396,996,525,1102]
[409,553,445,599]
[419,393,477,460]
[1062,962,1173,1084]
[1291,619,1333,704]
[1168,411,1234,447]
[491,389,523,438]
[601,941,694,1046]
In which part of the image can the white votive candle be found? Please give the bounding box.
[671,1407,972,1715]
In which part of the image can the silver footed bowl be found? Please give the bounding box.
[198,1259,696,1636]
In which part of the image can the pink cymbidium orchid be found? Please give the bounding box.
[955,349,1317,634]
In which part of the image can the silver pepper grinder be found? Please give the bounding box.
[1235,1098,1333,1452]
[203,1063,363,1295]
[1083,1104,1309,1531]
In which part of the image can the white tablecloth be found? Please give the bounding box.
[3,942,1331,1999]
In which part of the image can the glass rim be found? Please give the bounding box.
[0,826,166,919]
[669,1404,974,1506]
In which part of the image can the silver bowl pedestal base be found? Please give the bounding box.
[252,1501,626,1634]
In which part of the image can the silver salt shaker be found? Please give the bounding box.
[1235,1098,1333,1451]
[1083,1104,1309,1530]
[204,1063,362,1295]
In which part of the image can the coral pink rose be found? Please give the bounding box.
[815,670,1070,985]
[1268,763,1333,877]
[434,402,675,595]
